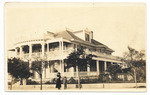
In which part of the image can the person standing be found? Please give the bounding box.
[63,77,67,89]
[56,72,61,90]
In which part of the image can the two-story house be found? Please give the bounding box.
[8,28,122,81]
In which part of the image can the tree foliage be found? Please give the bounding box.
[107,64,122,80]
[122,46,146,82]
[31,60,48,75]
[66,46,96,88]
[31,57,48,90]
[66,47,96,70]
[123,46,145,68]
[8,58,33,85]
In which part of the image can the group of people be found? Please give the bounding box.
[56,72,67,90]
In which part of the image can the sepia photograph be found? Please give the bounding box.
[5,2,146,91]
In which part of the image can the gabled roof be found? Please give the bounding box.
[55,30,90,43]
[91,39,103,45]
[55,30,74,40]
[55,30,114,52]
[91,39,114,52]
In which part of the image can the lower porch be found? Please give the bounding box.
[30,59,121,81]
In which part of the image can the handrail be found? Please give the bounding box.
[20,49,120,61]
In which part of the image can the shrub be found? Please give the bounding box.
[68,77,77,84]
[51,78,57,84]
[27,80,39,85]
[45,81,51,84]
[8,82,11,85]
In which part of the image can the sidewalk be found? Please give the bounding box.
[7,83,146,91]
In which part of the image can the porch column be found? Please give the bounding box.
[41,43,45,78]
[47,43,49,61]
[62,41,63,55]
[41,43,45,57]
[61,41,64,76]
[111,62,113,65]
[69,67,74,77]
[59,60,62,73]
[76,65,78,78]
[46,64,50,78]
[20,46,23,59]
[75,44,77,51]
[87,64,90,75]
[59,41,61,55]
[15,48,17,57]
[47,43,49,53]
[47,43,50,78]
[34,71,39,79]
[51,64,54,73]
[96,60,100,75]
[61,59,64,77]
[29,44,32,68]
[29,44,32,58]
[104,61,107,72]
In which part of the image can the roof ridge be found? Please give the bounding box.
[66,30,84,41]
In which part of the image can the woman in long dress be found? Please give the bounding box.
[56,72,61,90]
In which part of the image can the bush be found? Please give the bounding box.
[27,80,39,85]
[51,78,57,84]
[8,82,11,85]
[68,77,77,84]
[45,81,51,84]
[80,76,101,84]
[76,84,82,88]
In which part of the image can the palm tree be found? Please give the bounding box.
[31,58,48,90]
[66,47,96,89]
[8,58,33,90]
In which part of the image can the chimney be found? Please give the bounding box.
[91,31,93,39]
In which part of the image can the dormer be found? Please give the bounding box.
[84,28,93,43]
[73,28,93,43]
[43,31,55,39]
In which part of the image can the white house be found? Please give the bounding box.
[8,28,122,81]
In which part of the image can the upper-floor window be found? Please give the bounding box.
[85,33,90,41]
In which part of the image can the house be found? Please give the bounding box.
[8,28,122,81]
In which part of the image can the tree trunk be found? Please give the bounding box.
[45,68,46,78]
[40,74,42,90]
[103,74,105,88]
[134,68,137,88]
[10,77,13,90]
[20,78,23,85]
[76,65,81,89]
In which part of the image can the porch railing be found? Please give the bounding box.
[85,50,121,61]
[74,72,98,77]
[20,49,120,61]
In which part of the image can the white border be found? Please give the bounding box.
[0,0,149,95]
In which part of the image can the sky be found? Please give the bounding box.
[5,2,146,57]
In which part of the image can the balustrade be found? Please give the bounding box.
[85,50,120,61]
[74,71,98,77]
[20,47,120,61]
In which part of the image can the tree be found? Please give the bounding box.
[107,64,122,81]
[8,58,32,89]
[122,46,146,87]
[31,57,48,90]
[66,47,96,89]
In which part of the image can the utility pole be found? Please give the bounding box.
[134,68,137,89]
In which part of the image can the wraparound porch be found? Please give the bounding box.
[31,59,121,80]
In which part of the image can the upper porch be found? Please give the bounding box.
[13,37,121,63]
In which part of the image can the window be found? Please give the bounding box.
[99,61,104,72]
[85,33,90,41]
[79,64,87,72]
[90,60,97,71]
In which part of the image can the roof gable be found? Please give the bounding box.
[54,29,114,52]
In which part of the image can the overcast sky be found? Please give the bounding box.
[5,2,146,57]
